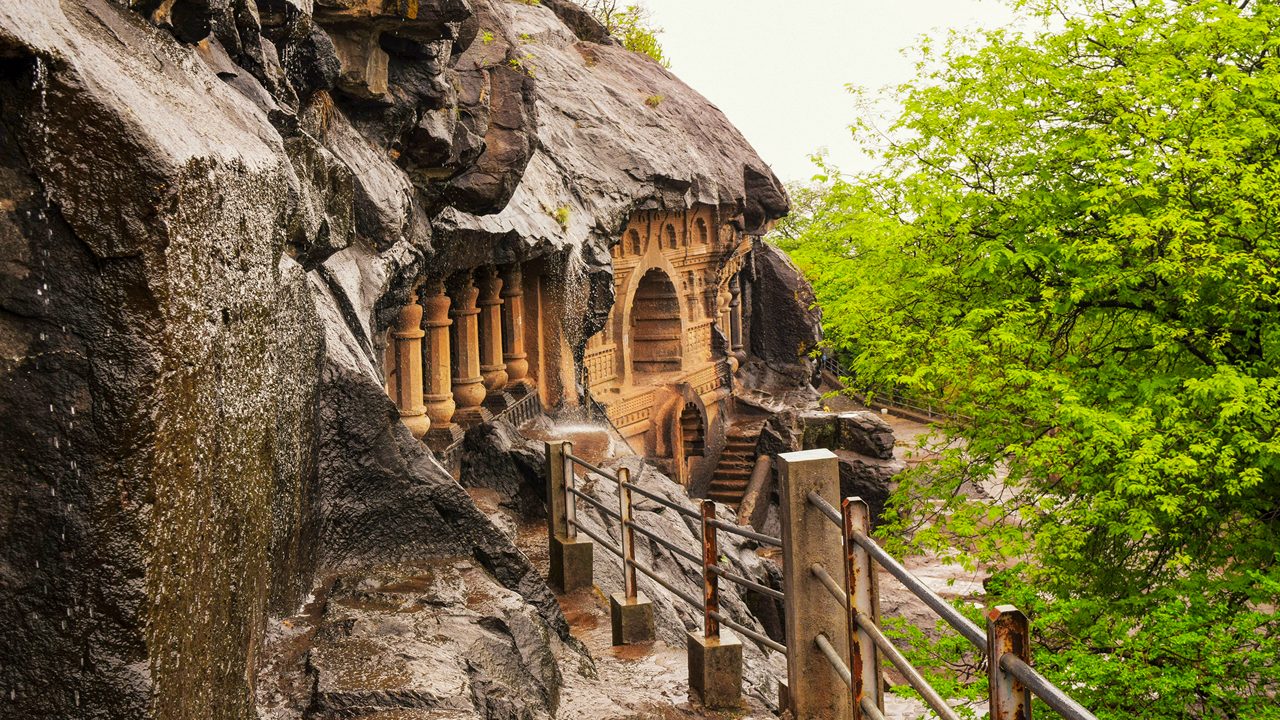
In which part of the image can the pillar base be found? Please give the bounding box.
[687,630,743,709]
[483,390,517,414]
[452,406,493,428]
[549,534,593,593]
[610,592,655,646]
[504,378,534,398]
[425,423,464,453]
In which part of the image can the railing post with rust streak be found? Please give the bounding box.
[546,440,592,592]
[610,466,655,645]
[778,449,851,720]
[688,497,742,708]
[843,497,883,717]
[701,499,720,639]
[988,605,1033,720]
[618,467,638,600]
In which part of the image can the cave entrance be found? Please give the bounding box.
[629,268,683,377]
[680,402,705,459]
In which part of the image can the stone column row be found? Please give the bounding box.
[387,264,532,449]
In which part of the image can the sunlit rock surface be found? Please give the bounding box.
[0,0,794,717]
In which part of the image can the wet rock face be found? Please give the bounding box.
[0,0,790,717]
[836,453,897,528]
[749,242,822,377]
[314,563,563,720]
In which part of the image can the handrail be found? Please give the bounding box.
[712,610,786,655]
[548,441,1099,719]
[807,490,985,648]
[625,480,702,520]
[627,520,702,567]
[811,562,961,720]
[1002,654,1097,720]
[569,518,622,560]
[554,441,787,661]
[564,452,619,483]
[711,565,786,600]
[708,518,783,547]
[568,486,622,522]
[802,488,1098,720]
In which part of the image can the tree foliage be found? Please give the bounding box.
[574,0,669,67]
[775,1,1280,716]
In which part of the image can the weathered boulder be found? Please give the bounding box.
[800,409,896,460]
[257,560,576,720]
[836,452,900,528]
[749,241,821,373]
[837,411,896,460]
[460,418,548,514]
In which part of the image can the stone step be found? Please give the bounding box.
[709,479,750,492]
[708,490,745,504]
[712,469,752,482]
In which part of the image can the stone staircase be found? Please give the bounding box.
[706,422,763,506]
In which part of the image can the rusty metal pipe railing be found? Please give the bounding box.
[567,485,622,522]
[711,610,787,654]
[630,554,702,610]
[618,467,638,600]
[816,632,852,686]
[707,518,783,547]
[1002,653,1098,720]
[627,520,702,567]
[625,480,702,520]
[701,499,721,639]
[568,518,622,559]
[807,491,986,649]
[564,452,620,483]
[811,562,962,720]
[711,565,786,601]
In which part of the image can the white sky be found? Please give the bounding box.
[642,1,1020,183]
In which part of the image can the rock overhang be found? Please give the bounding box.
[425,0,790,261]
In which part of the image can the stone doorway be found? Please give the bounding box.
[630,267,683,377]
[678,400,705,486]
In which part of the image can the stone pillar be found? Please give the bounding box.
[500,263,533,396]
[477,267,509,392]
[421,280,461,450]
[392,291,430,440]
[448,270,492,427]
[718,288,738,374]
[729,273,746,365]
[777,449,852,720]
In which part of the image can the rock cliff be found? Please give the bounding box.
[0,1,796,717]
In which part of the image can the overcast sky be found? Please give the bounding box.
[641,1,1019,183]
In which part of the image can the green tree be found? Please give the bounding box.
[775,1,1280,717]
[575,0,670,67]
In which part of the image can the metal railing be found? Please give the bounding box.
[546,442,1098,720]
[818,353,954,422]
[796,460,1097,720]
[549,440,785,656]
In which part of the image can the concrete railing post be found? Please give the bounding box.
[988,605,1033,720]
[843,497,884,717]
[611,467,654,645]
[778,449,852,720]
[688,499,742,709]
[546,440,591,592]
